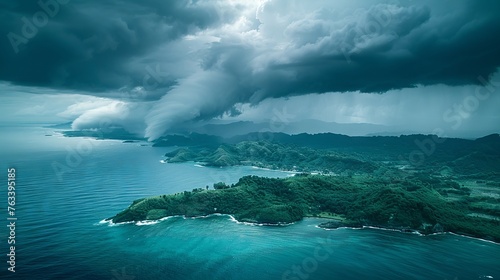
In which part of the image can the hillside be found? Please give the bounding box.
[162,133,500,180]
[164,141,381,175]
[110,174,500,242]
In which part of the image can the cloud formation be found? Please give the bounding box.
[1,0,500,139]
[0,0,240,95]
[71,101,148,134]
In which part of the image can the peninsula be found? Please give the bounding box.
[109,173,500,242]
[110,134,499,242]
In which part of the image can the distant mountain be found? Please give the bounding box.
[154,132,500,180]
[475,133,500,144]
[62,127,145,141]
[188,119,499,139]
[186,119,394,137]
[43,122,73,129]
[115,134,500,242]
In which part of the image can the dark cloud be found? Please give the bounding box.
[213,0,500,101]
[1,0,500,139]
[0,0,237,96]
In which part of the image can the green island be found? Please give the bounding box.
[110,133,500,242]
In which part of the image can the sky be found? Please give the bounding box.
[0,0,499,139]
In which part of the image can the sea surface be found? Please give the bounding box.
[0,125,499,280]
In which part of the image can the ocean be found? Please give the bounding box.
[0,125,499,279]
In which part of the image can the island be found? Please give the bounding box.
[109,133,500,242]
[109,173,500,242]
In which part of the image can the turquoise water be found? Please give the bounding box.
[0,126,499,279]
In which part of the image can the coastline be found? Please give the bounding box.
[109,173,500,243]
[102,214,500,245]
[104,213,297,227]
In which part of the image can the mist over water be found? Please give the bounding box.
[0,126,499,279]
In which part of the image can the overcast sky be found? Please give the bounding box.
[1,0,499,139]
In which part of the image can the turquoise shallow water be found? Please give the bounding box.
[0,126,499,279]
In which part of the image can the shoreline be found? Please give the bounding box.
[163,156,305,175]
[103,213,297,227]
[102,214,500,245]
[314,218,500,245]
[109,174,500,243]
[317,224,500,245]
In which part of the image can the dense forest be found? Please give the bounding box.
[111,132,500,242]
[110,173,500,242]
[164,141,381,175]
[163,133,500,180]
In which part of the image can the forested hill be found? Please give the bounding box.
[110,174,500,242]
[153,132,499,151]
[112,132,500,242]
[164,141,381,175]
[160,133,500,180]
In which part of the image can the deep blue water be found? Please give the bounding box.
[0,126,499,280]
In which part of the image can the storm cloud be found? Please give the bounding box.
[1,0,500,139]
[0,0,239,96]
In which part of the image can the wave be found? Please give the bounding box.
[315,225,367,232]
[228,215,264,227]
[96,219,134,226]
[227,215,296,227]
[98,213,296,228]
[316,224,423,236]
[425,231,499,245]
[136,220,159,226]
[447,232,500,245]
[362,226,424,236]
[184,213,227,219]
[97,215,184,227]
[316,225,500,244]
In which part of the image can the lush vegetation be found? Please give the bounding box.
[162,133,500,180]
[63,127,500,180]
[165,141,383,175]
[109,132,499,242]
[110,174,500,242]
